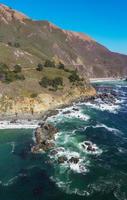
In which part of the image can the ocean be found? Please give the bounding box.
[0,81,127,200]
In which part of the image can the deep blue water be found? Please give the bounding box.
[0,81,127,200]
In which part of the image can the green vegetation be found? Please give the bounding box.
[13,65,22,73]
[0,63,25,83]
[15,74,25,81]
[8,41,20,48]
[0,63,9,72]
[58,62,65,70]
[44,59,56,68]
[30,93,38,98]
[39,76,63,90]
[36,63,43,71]
[69,70,80,83]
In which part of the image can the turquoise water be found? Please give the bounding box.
[0,81,127,200]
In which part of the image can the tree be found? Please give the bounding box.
[14,42,20,48]
[39,77,50,88]
[15,74,25,80]
[39,76,63,90]
[52,77,63,88]
[36,63,43,71]
[13,65,21,73]
[8,41,13,47]
[58,62,65,70]
[69,71,80,83]
[44,60,56,68]
[5,71,16,83]
[0,63,9,72]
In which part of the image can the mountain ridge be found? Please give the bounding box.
[0,4,127,78]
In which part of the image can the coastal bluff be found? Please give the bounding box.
[0,85,96,119]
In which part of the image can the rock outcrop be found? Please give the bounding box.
[0,86,96,119]
[31,122,58,153]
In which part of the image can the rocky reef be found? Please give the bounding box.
[31,122,58,153]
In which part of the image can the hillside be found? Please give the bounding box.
[0,4,126,118]
[0,4,127,78]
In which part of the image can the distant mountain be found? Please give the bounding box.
[0,4,127,78]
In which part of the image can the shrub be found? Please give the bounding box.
[15,74,25,80]
[69,71,80,83]
[0,63,9,73]
[39,77,51,88]
[14,42,20,48]
[5,71,16,83]
[52,77,63,89]
[58,62,65,70]
[13,65,22,73]
[7,42,20,48]
[44,60,56,68]
[8,42,13,47]
[30,93,38,98]
[36,63,43,71]
[39,76,63,90]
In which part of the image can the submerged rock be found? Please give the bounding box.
[50,149,58,156]
[87,145,96,152]
[63,110,71,114]
[10,119,17,123]
[58,156,68,164]
[97,93,116,104]
[69,157,79,164]
[72,108,79,111]
[82,141,96,152]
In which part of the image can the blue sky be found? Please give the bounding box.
[1,0,127,54]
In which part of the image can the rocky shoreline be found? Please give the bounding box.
[31,92,117,158]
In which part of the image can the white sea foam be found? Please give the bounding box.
[93,123,122,135]
[51,176,90,196]
[0,120,39,129]
[63,110,90,121]
[69,162,87,173]
[3,176,18,186]
[48,106,90,123]
[79,141,103,155]
[50,148,88,174]
[83,101,120,113]
[10,142,15,153]
[117,147,127,153]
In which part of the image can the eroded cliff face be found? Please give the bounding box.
[0,86,96,118]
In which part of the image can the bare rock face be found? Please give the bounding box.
[0,4,28,23]
[32,122,58,153]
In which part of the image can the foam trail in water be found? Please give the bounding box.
[93,123,123,136]
[0,120,39,129]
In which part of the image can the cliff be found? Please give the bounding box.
[0,85,96,119]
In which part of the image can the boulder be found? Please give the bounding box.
[63,111,71,114]
[50,149,58,156]
[69,157,79,164]
[32,122,58,153]
[87,145,96,152]
[72,108,79,111]
[58,156,67,164]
